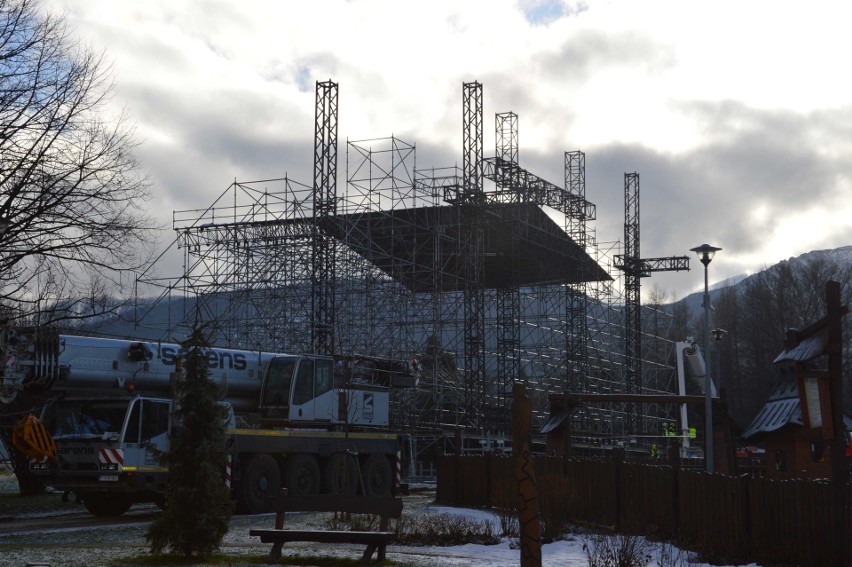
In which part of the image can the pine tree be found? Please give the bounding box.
[146,325,234,558]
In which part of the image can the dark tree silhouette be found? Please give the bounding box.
[147,324,234,558]
[699,254,852,429]
[0,0,155,496]
[0,0,155,326]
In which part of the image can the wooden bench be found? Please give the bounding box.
[249,491,404,565]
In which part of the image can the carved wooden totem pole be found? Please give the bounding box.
[512,382,541,566]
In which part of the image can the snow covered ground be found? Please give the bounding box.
[0,513,764,567]
[409,505,762,567]
[0,472,763,567]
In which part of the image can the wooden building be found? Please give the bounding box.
[741,378,852,480]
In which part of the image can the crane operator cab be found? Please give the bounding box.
[259,354,412,427]
[260,355,344,425]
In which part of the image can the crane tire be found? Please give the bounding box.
[81,492,132,517]
[237,453,281,514]
[361,454,392,497]
[286,454,321,497]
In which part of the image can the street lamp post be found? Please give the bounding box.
[711,328,727,375]
[711,327,727,462]
[691,243,721,473]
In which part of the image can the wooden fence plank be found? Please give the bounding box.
[436,454,848,566]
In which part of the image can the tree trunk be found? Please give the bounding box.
[0,429,46,495]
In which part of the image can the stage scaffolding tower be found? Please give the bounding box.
[311,80,339,356]
[134,79,689,462]
[614,172,690,436]
[493,111,520,436]
[460,81,486,431]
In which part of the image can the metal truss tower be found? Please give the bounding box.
[312,80,338,355]
[493,111,520,434]
[460,81,486,430]
[622,173,641,407]
[564,150,589,404]
[614,172,690,433]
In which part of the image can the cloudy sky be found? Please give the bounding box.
[43,0,852,301]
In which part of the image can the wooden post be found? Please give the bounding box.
[612,447,625,532]
[738,474,752,558]
[512,382,541,567]
[454,427,462,506]
[564,397,573,459]
[720,389,739,476]
[825,281,847,567]
[668,445,680,539]
[485,450,492,508]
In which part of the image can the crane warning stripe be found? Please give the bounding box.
[99,448,124,465]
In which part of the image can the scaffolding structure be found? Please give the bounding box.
[136,80,688,461]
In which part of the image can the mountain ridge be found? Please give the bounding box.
[674,245,852,313]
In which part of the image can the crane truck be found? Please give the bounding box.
[1,327,415,516]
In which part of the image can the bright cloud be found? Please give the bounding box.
[43,0,852,300]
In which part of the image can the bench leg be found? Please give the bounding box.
[360,543,378,565]
[269,541,284,561]
[377,543,387,561]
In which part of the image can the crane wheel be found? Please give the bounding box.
[237,454,281,514]
[361,454,392,496]
[285,454,321,497]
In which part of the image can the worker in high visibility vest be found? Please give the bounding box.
[666,422,676,437]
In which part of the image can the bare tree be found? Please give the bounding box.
[643,284,673,365]
[0,0,155,326]
[730,255,852,428]
[712,286,746,425]
[0,0,156,494]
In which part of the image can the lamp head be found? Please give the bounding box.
[711,328,727,342]
[690,243,721,267]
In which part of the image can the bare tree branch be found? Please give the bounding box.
[0,0,156,325]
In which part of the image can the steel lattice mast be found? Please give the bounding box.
[312,80,338,355]
[494,111,521,434]
[460,81,485,429]
[615,172,689,433]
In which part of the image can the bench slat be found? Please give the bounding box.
[250,529,395,545]
[256,494,403,517]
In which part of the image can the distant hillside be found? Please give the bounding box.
[80,245,852,339]
[674,245,852,317]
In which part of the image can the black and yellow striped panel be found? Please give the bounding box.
[12,414,57,459]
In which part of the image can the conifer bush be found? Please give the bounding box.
[146,325,234,558]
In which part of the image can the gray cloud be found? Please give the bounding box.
[575,100,852,296]
[540,28,677,78]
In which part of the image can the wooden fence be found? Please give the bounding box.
[436,452,852,567]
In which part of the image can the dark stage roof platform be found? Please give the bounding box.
[328,202,610,293]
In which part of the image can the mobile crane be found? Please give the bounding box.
[673,338,717,458]
[1,327,415,516]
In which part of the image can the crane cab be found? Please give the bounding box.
[259,354,415,427]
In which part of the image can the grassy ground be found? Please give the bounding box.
[0,467,83,517]
[0,470,478,566]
